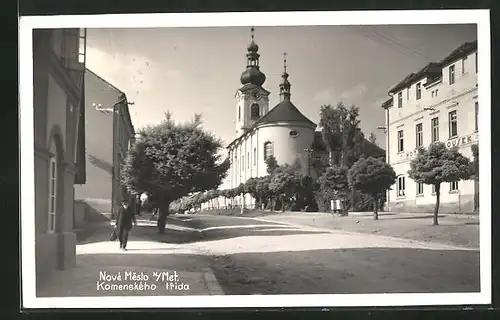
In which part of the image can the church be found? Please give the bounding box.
[224,28,384,209]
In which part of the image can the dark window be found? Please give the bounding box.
[450,181,459,191]
[253,147,256,165]
[462,56,467,74]
[431,117,439,142]
[432,184,436,194]
[417,183,424,195]
[475,52,478,73]
[397,175,405,197]
[250,103,260,119]
[449,64,455,84]
[289,130,298,138]
[247,152,250,168]
[407,87,410,100]
[449,110,458,138]
[397,130,404,152]
[238,106,241,121]
[264,142,274,160]
[415,123,423,147]
[416,83,421,100]
[398,92,403,108]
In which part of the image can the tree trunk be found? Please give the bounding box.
[372,195,378,220]
[433,184,440,226]
[157,201,170,234]
[351,186,356,212]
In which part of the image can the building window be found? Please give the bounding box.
[398,92,403,108]
[449,64,455,84]
[432,184,436,194]
[407,87,410,100]
[416,82,421,100]
[250,103,260,119]
[431,117,439,143]
[448,110,458,138]
[48,157,57,233]
[397,175,406,197]
[475,102,478,132]
[462,56,467,74]
[264,142,274,160]
[241,155,244,171]
[253,147,257,165]
[417,183,424,195]
[238,106,241,121]
[450,181,459,192]
[78,28,86,64]
[397,130,404,152]
[415,123,423,147]
[247,152,250,168]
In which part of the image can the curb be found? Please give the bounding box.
[201,268,225,295]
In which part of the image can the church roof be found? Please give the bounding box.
[227,100,316,149]
[254,100,316,128]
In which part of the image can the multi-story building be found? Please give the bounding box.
[384,40,478,213]
[74,69,136,220]
[33,28,87,287]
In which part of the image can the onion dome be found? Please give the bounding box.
[240,27,266,87]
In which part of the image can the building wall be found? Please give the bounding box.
[74,71,135,216]
[235,88,270,137]
[387,50,478,213]
[33,29,84,288]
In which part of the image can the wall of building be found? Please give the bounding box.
[33,29,84,288]
[235,89,270,137]
[387,50,478,213]
[74,71,120,214]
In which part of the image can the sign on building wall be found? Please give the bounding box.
[397,132,478,162]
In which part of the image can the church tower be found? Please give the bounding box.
[235,27,270,137]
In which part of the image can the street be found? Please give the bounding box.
[38,213,480,296]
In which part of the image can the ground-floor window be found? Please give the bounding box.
[397,175,405,197]
[450,181,459,192]
[431,184,436,194]
[48,156,57,233]
[416,182,424,195]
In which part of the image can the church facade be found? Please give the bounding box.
[226,29,317,208]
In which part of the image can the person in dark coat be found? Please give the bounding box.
[116,200,137,250]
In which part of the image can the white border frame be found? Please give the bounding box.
[20,9,491,309]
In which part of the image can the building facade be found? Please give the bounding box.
[33,28,87,287]
[225,30,317,208]
[385,41,478,213]
[74,70,135,219]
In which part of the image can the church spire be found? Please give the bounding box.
[279,52,291,101]
[240,27,266,86]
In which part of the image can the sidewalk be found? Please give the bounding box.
[37,222,224,297]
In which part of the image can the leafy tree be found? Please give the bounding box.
[317,166,349,211]
[471,144,479,179]
[408,142,473,225]
[319,102,365,167]
[256,176,272,210]
[265,155,279,174]
[348,157,396,220]
[121,113,230,233]
[269,170,298,212]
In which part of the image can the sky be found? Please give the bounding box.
[85,24,477,151]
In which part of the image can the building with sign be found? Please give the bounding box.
[383,40,478,213]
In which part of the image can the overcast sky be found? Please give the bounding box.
[85,24,477,150]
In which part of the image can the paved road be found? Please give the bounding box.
[41,214,480,297]
[175,214,480,295]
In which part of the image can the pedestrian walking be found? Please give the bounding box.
[116,200,137,250]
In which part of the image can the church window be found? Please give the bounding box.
[253,147,256,165]
[250,103,260,120]
[238,106,241,121]
[264,142,274,160]
[289,130,298,138]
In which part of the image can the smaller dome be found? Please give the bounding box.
[247,40,259,52]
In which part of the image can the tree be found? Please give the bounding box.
[317,166,349,211]
[408,142,473,225]
[348,157,396,220]
[471,144,479,179]
[121,114,230,233]
[265,155,279,174]
[269,170,298,212]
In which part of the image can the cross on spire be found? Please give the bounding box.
[283,52,287,73]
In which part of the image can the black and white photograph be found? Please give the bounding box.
[19,10,491,309]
